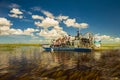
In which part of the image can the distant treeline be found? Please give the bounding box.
[101,43,120,47]
[0,44,41,47]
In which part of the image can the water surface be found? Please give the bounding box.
[0,46,120,80]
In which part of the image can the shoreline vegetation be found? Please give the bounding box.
[94,44,120,51]
[0,44,41,51]
[0,43,120,50]
[0,44,41,47]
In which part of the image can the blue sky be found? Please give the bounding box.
[0,0,120,43]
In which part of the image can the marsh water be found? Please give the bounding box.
[0,46,120,80]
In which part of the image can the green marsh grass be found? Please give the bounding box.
[0,44,41,47]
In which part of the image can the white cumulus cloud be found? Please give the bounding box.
[0,18,38,36]
[10,8,23,14]
[9,28,23,35]
[32,15,44,20]
[54,26,63,30]
[79,23,88,28]
[34,17,59,28]
[8,28,38,36]
[94,34,120,43]
[23,28,38,35]
[114,37,120,42]
[63,18,75,27]
[0,18,12,31]
[41,10,54,18]
[9,8,23,19]
[56,15,69,21]
[38,29,66,39]
[100,35,110,39]
[8,14,23,19]
[64,18,88,29]
[38,25,67,39]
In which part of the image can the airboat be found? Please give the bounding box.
[43,31,101,52]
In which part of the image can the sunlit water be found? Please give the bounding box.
[0,46,120,80]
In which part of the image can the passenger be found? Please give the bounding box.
[61,36,66,47]
[56,38,60,47]
[53,39,56,47]
[66,35,71,46]
[58,38,62,46]
[71,40,74,46]
[70,36,75,46]
[50,39,55,47]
